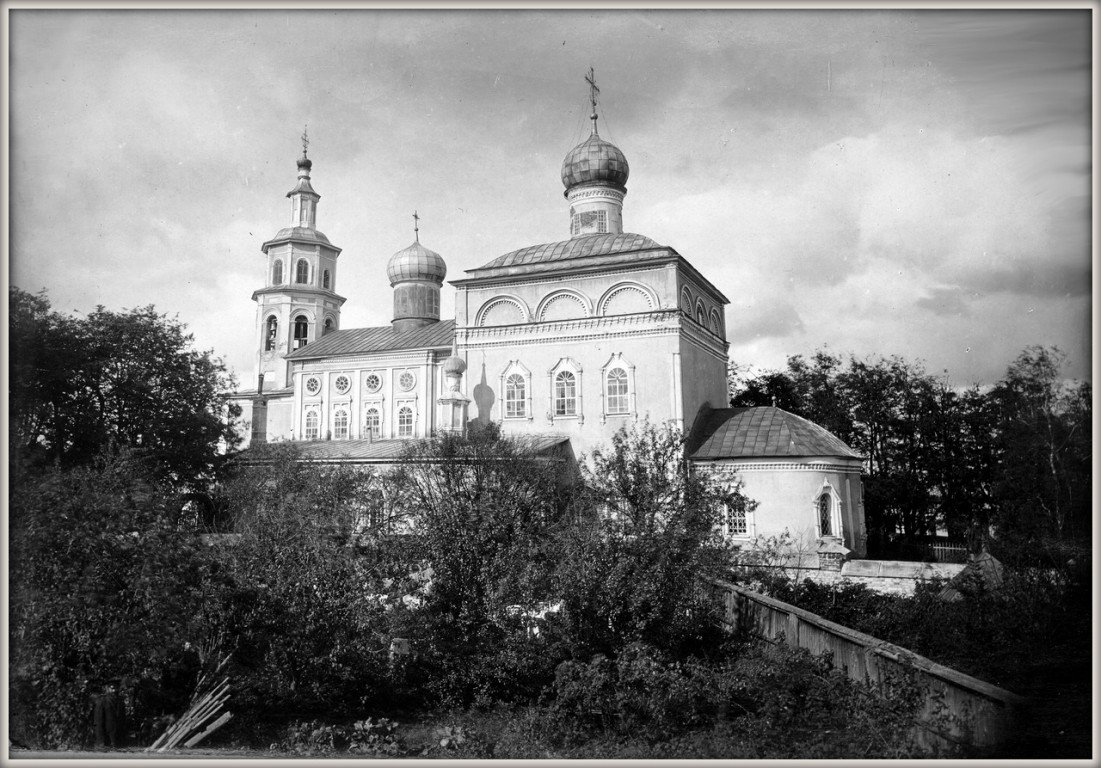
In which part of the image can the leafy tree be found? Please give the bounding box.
[203,443,389,721]
[554,420,749,656]
[9,453,213,748]
[8,286,240,488]
[988,346,1091,559]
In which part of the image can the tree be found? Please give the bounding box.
[9,453,214,748]
[554,420,750,656]
[988,346,1091,558]
[8,286,241,488]
[386,423,570,624]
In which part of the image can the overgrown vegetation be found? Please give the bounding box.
[729,345,1091,564]
[9,289,1087,758]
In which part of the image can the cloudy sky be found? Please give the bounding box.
[8,8,1092,388]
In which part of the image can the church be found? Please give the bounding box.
[232,76,867,559]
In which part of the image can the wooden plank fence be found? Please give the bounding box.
[701,576,1024,753]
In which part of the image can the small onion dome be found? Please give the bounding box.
[386,240,447,285]
[297,153,312,171]
[561,133,629,191]
[442,354,467,378]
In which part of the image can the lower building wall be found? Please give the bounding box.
[702,458,866,557]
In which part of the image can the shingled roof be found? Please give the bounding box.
[474,232,661,271]
[687,406,862,461]
[286,320,455,361]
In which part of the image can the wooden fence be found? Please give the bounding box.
[701,576,1024,753]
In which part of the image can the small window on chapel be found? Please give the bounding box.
[323,270,331,290]
[296,259,309,284]
[323,318,334,336]
[272,260,283,285]
[818,493,833,537]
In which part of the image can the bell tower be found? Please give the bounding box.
[251,129,346,390]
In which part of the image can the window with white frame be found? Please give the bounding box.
[397,406,414,437]
[364,407,381,439]
[724,501,749,537]
[333,408,349,439]
[304,409,320,440]
[295,259,310,284]
[554,371,577,417]
[605,368,629,414]
[505,373,526,418]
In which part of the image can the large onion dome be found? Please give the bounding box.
[561,132,630,191]
[386,240,447,285]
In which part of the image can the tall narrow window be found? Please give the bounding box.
[295,259,309,284]
[272,260,283,285]
[606,368,629,414]
[304,410,319,440]
[333,409,349,439]
[818,493,833,537]
[398,406,414,437]
[364,408,381,439]
[293,316,309,349]
[554,371,577,416]
[323,270,331,289]
[265,316,278,351]
[505,373,526,418]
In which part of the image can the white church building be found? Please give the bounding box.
[232,78,867,558]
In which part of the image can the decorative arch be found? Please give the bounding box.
[536,290,591,322]
[476,295,529,327]
[709,308,723,338]
[679,287,694,316]
[322,315,337,336]
[695,298,708,326]
[597,281,658,316]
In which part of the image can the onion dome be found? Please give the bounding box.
[442,353,467,378]
[561,132,629,191]
[386,240,447,285]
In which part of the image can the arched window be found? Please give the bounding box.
[364,408,381,439]
[293,316,309,349]
[606,368,629,414]
[264,316,278,351]
[323,318,334,336]
[554,371,577,417]
[272,260,283,285]
[304,410,320,441]
[333,409,349,440]
[724,501,749,537]
[505,373,526,418]
[295,259,309,284]
[818,493,833,537]
[323,270,331,290]
[398,406,414,437]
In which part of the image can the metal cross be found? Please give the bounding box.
[413,210,420,241]
[301,125,309,156]
[585,67,600,132]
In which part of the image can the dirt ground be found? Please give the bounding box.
[7,746,294,761]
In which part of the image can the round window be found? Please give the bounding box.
[364,373,381,393]
[305,376,321,395]
[334,374,351,394]
[399,371,416,391]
